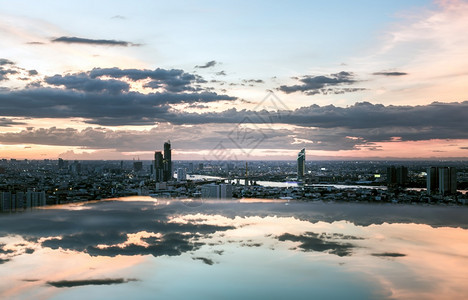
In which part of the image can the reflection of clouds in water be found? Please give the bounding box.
[0,198,467,300]
[277,232,358,257]
[372,252,407,257]
[192,257,215,265]
[47,278,138,288]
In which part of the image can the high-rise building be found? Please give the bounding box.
[177,168,186,181]
[387,166,408,187]
[439,167,457,195]
[427,166,457,195]
[297,148,305,180]
[426,167,439,194]
[163,140,172,181]
[154,151,164,182]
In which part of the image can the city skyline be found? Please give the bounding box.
[1,0,468,160]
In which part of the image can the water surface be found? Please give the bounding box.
[0,197,467,299]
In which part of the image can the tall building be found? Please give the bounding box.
[163,140,172,181]
[177,168,186,181]
[427,166,457,195]
[439,167,457,195]
[154,151,164,182]
[426,167,439,194]
[297,148,305,180]
[387,166,408,187]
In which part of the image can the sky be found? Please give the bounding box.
[0,0,468,160]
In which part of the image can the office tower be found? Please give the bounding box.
[163,140,172,181]
[188,162,194,173]
[177,168,186,181]
[58,158,64,169]
[426,167,439,194]
[297,148,305,180]
[396,166,408,186]
[439,167,457,195]
[198,163,204,171]
[154,151,164,182]
[387,167,396,186]
[387,166,408,187]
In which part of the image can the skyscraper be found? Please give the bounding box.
[426,167,439,194]
[426,166,457,195]
[297,148,305,180]
[163,140,172,181]
[387,166,408,187]
[439,167,457,195]
[154,151,164,182]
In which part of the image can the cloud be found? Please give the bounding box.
[216,71,226,76]
[195,60,217,69]
[0,118,25,127]
[0,66,236,126]
[47,278,137,288]
[242,79,264,86]
[0,67,18,81]
[111,15,126,20]
[28,70,38,76]
[278,71,365,95]
[0,101,467,151]
[89,67,207,93]
[373,72,408,76]
[51,36,138,47]
[45,74,130,94]
[0,59,15,65]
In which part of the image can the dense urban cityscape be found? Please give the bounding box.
[1,141,467,212]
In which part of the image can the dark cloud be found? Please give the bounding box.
[242,79,264,85]
[192,257,215,265]
[0,67,18,81]
[373,72,408,76]
[89,67,207,93]
[28,70,38,76]
[0,65,236,126]
[0,59,15,65]
[51,36,138,47]
[216,71,226,76]
[47,278,137,288]
[195,60,217,69]
[24,248,35,254]
[0,101,467,151]
[26,42,45,45]
[45,74,130,94]
[277,232,356,256]
[0,243,14,254]
[0,118,26,127]
[0,258,10,264]
[371,252,406,257]
[278,71,364,95]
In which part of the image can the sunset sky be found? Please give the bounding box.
[1,0,467,160]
